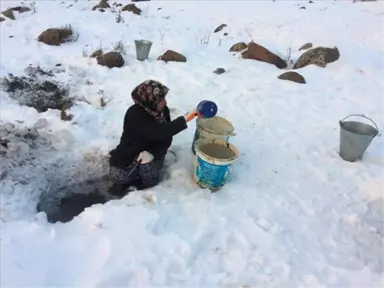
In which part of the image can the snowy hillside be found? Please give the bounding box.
[0,0,383,287]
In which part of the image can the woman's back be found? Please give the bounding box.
[109,104,185,167]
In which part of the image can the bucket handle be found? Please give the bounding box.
[340,114,381,137]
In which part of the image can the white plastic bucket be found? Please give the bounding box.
[191,116,235,154]
[193,138,239,191]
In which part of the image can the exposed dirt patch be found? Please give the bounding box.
[1,66,73,113]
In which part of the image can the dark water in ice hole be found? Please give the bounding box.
[36,150,179,224]
[36,175,116,223]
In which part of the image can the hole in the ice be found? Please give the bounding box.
[35,150,179,224]
[36,175,115,224]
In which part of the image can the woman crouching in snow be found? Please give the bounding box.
[108,79,199,196]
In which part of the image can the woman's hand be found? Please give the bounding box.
[184,109,202,122]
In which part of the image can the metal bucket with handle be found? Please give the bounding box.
[339,114,380,162]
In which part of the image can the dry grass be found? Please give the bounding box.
[111,6,124,23]
[59,24,79,43]
[112,36,127,55]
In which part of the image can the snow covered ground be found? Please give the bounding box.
[1,0,383,287]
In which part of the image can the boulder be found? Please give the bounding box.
[278,71,306,84]
[242,42,287,69]
[214,24,227,33]
[293,46,340,69]
[158,50,187,63]
[229,42,247,52]
[38,26,76,46]
[97,51,125,68]
[122,4,141,15]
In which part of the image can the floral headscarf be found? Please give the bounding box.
[131,80,169,123]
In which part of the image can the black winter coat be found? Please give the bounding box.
[109,104,187,168]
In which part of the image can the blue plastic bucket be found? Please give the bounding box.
[193,138,239,191]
